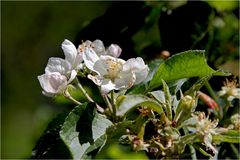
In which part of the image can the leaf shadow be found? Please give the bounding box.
[76,103,96,145]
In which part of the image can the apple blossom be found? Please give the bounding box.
[218,79,240,102]
[38,39,79,97]
[185,112,227,154]
[82,46,149,94]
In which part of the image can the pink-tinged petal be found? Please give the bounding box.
[106,44,122,57]
[38,72,68,97]
[45,57,71,75]
[61,39,78,65]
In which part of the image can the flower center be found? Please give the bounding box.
[104,58,123,81]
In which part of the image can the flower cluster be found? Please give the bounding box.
[218,78,240,102]
[186,112,227,154]
[38,40,81,97]
[38,39,149,96]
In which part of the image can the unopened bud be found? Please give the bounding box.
[174,95,196,124]
[198,91,219,109]
[92,39,105,54]
[230,114,240,130]
[107,44,122,57]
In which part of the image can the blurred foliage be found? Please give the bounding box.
[1,0,239,159]
[1,1,111,158]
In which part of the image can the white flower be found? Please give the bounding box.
[218,79,240,102]
[38,39,79,97]
[186,112,227,154]
[82,47,149,94]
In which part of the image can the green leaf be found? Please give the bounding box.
[148,50,226,91]
[213,130,240,143]
[106,121,134,141]
[149,90,166,104]
[116,95,163,117]
[60,103,112,159]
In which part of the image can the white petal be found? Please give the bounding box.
[233,88,240,98]
[203,134,218,154]
[123,57,144,71]
[218,87,227,96]
[62,39,78,65]
[227,96,235,102]
[106,44,122,57]
[123,57,149,84]
[93,59,108,75]
[68,70,77,83]
[74,53,83,70]
[100,79,116,94]
[115,71,136,90]
[45,57,71,75]
[82,48,99,71]
[134,67,149,84]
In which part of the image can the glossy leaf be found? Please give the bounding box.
[148,50,227,91]
[60,103,112,159]
[116,95,163,117]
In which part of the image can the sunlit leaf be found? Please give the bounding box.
[116,95,163,117]
[60,103,112,159]
[207,1,238,11]
[148,50,228,91]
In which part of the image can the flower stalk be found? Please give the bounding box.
[63,89,82,105]
[110,90,117,122]
[75,78,104,113]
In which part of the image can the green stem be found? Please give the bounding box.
[75,78,94,102]
[103,94,113,114]
[64,90,82,105]
[75,78,104,113]
[111,90,117,122]
[205,81,218,101]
